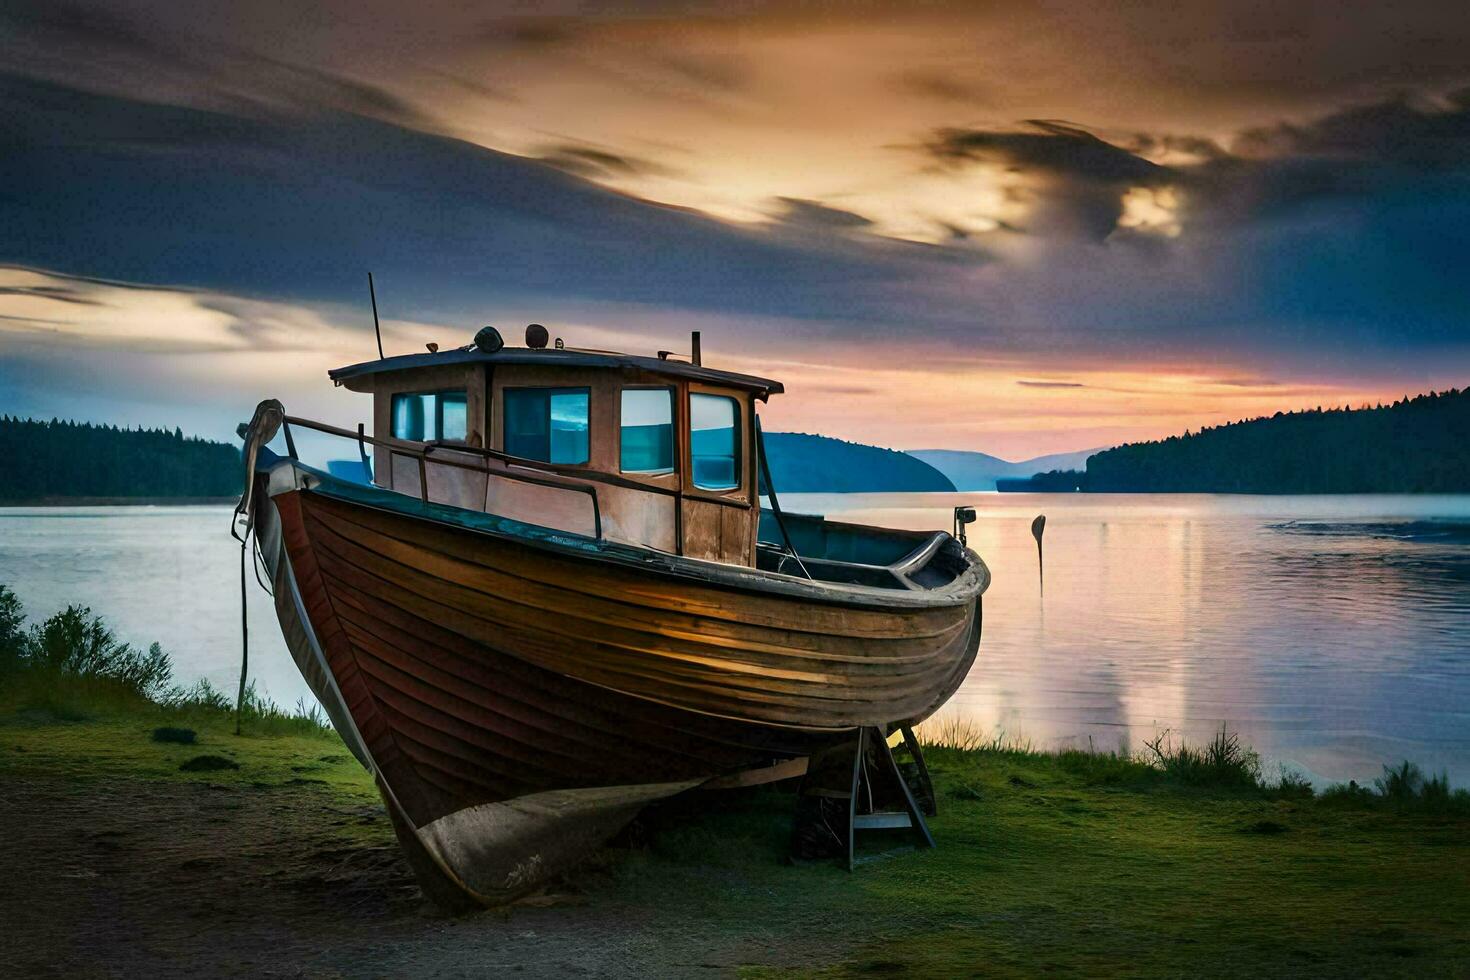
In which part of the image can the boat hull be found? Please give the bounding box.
[251,472,985,905]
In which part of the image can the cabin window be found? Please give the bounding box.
[391,390,468,442]
[690,393,740,490]
[620,388,674,474]
[504,387,590,464]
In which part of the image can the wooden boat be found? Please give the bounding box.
[234,326,989,907]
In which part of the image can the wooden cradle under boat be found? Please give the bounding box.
[235,327,989,907]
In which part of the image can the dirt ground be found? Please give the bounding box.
[8,724,1467,979]
[0,776,836,979]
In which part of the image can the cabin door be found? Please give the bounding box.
[679,385,756,565]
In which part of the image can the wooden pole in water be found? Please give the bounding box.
[1031,514,1046,596]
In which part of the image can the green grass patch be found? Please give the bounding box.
[5,697,1468,978]
[3,583,1468,976]
[1,709,375,802]
[728,745,1470,978]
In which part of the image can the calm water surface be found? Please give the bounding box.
[2,495,1468,785]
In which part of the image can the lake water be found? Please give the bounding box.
[2,494,1468,786]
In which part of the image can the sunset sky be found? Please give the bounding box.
[2,1,1468,457]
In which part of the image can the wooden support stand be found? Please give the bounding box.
[790,725,937,869]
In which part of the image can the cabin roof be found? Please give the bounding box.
[328,346,784,397]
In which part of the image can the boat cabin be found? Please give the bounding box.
[328,328,782,565]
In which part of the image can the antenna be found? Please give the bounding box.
[368,272,384,360]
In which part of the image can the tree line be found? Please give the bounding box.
[0,417,240,501]
[1015,388,1470,493]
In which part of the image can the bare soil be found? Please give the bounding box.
[0,776,831,979]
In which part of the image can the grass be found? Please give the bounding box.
[9,699,1466,976]
[4,696,1468,978]
[3,585,1468,976]
[1,707,375,801]
[600,721,1470,977]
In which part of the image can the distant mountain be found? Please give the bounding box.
[762,433,955,493]
[908,447,1104,491]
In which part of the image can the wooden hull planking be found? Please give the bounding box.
[253,475,984,904]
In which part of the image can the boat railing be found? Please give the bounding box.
[278,414,614,541]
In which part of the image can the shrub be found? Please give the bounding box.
[1141,725,1262,791]
[1374,762,1470,813]
[1319,780,1375,805]
[23,604,173,700]
[165,679,233,712]
[0,583,336,742]
[162,680,334,738]
[1375,761,1424,803]
[0,585,25,675]
[1272,766,1315,800]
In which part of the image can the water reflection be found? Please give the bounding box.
[1,496,1467,786]
[790,493,1470,786]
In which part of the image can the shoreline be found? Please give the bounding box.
[0,496,238,507]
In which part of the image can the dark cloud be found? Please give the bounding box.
[0,0,431,129]
[921,92,1470,247]
[929,120,1166,183]
[2,65,1469,382]
[926,120,1171,239]
[1233,91,1470,168]
[771,198,875,230]
[536,144,671,179]
[1126,132,1229,161]
[0,73,957,336]
[0,283,101,307]
[1017,380,1086,388]
[1174,92,1470,231]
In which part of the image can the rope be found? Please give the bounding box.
[231,398,282,736]
[252,532,274,596]
[235,533,248,735]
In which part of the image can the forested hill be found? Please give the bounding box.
[762,433,955,492]
[1081,388,1470,493]
[0,417,952,501]
[0,417,240,501]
